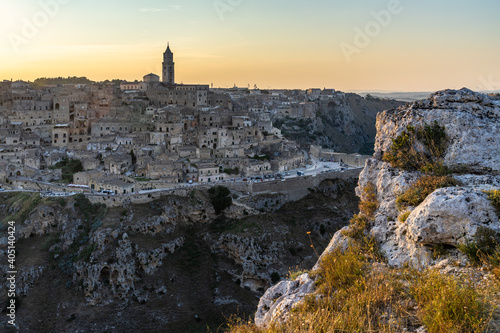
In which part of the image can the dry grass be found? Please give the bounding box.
[342,183,378,240]
[396,175,459,211]
[412,271,492,333]
[398,210,411,223]
[227,244,498,333]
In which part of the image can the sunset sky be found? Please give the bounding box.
[1,0,499,92]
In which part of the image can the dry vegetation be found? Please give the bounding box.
[396,175,460,211]
[383,121,449,175]
[226,181,500,333]
[227,241,499,333]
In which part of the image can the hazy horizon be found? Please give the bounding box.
[2,0,500,92]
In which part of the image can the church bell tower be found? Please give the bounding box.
[162,42,175,84]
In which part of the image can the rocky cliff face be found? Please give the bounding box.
[256,88,500,327]
[0,178,359,332]
[274,93,404,154]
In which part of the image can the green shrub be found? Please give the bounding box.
[342,214,368,240]
[223,167,240,175]
[208,186,232,215]
[483,189,500,215]
[383,121,449,175]
[49,157,83,183]
[288,269,309,281]
[430,244,448,260]
[358,182,378,218]
[270,272,281,284]
[396,175,459,210]
[1,193,41,224]
[458,226,500,263]
[42,234,60,250]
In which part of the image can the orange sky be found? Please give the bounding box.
[1,0,500,92]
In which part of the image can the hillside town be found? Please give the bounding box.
[0,44,365,195]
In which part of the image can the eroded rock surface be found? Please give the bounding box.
[255,88,500,328]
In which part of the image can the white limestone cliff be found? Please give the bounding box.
[255,88,500,328]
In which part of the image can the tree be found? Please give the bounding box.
[208,186,232,215]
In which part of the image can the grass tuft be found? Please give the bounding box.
[398,210,411,223]
[396,175,459,211]
[412,271,491,333]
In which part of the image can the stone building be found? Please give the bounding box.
[198,162,222,183]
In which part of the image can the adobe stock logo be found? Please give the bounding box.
[7,0,72,53]
[340,0,405,63]
[477,75,500,92]
[213,0,243,21]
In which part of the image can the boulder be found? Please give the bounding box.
[254,273,315,328]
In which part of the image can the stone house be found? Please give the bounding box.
[70,151,101,171]
[87,136,117,151]
[73,170,103,186]
[23,149,41,170]
[91,119,132,137]
[270,155,305,172]
[213,147,245,159]
[52,124,71,147]
[104,153,132,175]
[91,177,136,194]
[232,116,252,128]
[198,162,222,183]
[178,145,197,159]
[199,112,223,128]
[244,160,272,176]
[135,155,153,177]
[146,159,181,180]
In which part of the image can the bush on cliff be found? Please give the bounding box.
[208,186,232,215]
[396,175,459,211]
[383,121,449,175]
[484,189,500,215]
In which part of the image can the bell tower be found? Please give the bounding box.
[162,42,175,84]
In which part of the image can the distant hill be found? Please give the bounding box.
[359,91,433,102]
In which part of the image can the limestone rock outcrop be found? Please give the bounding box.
[254,273,315,328]
[255,88,500,328]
